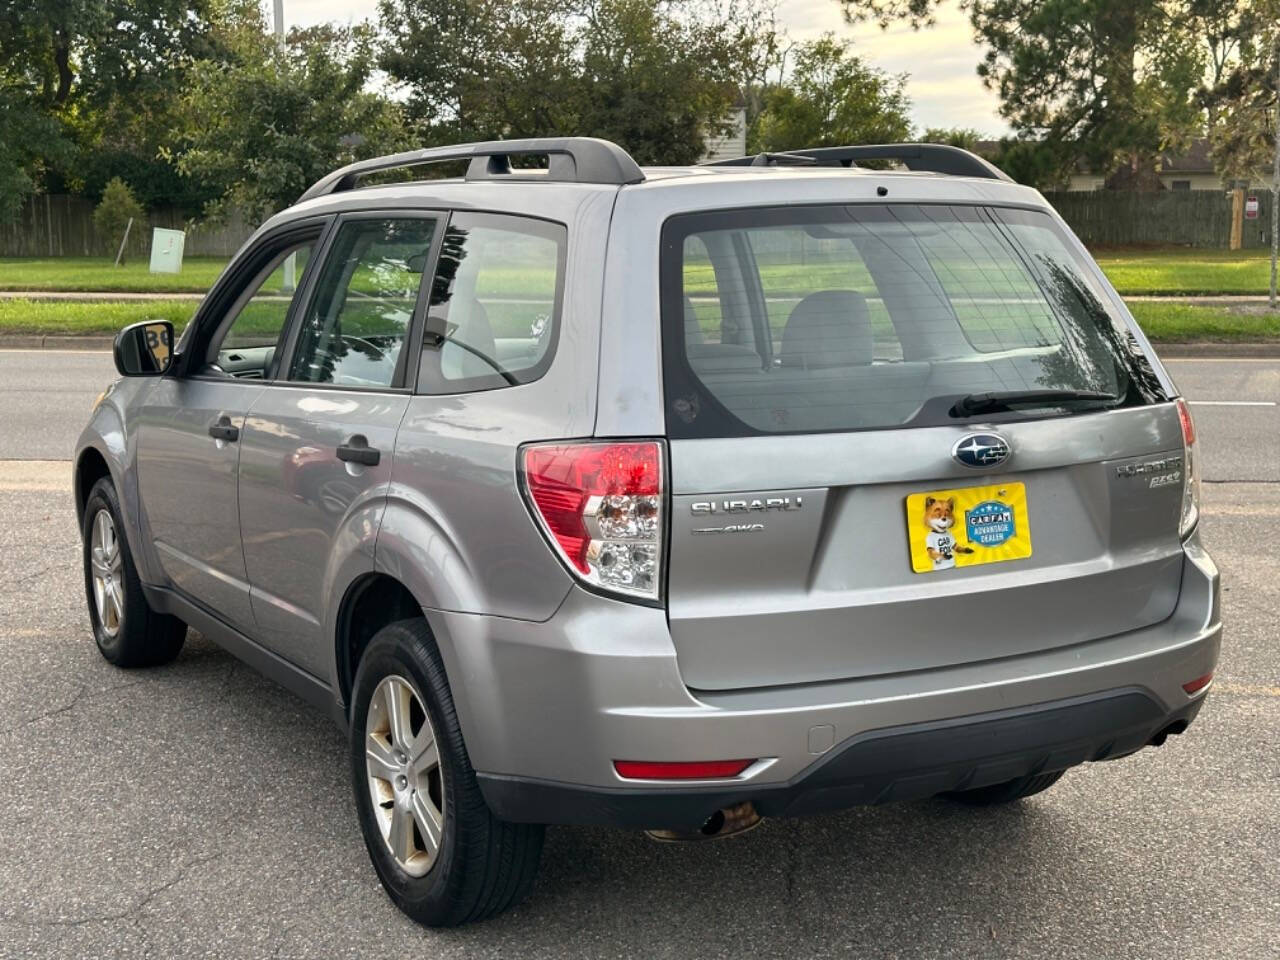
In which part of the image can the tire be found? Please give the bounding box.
[942,769,1066,806]
[82,477,186,668]
[349,618,544,927]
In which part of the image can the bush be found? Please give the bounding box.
[93,178,146,263]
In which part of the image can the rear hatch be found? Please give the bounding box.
[660,202,1185,691]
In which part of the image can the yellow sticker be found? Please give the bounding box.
[905,482,1032,574]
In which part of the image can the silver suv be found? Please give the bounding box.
[76,138,1221,926]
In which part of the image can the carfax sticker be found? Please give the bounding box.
[905,482,1032,574]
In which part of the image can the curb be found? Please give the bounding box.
[1153,341,1280,359]
[0,334,115,351]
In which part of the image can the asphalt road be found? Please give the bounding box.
[0,349,1276,958]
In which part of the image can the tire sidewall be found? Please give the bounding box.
[349,625,464,920]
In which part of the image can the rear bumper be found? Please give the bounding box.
[427,531,1220,828]
[479,689,1205,828]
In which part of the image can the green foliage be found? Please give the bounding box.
[0,0,235,215]
[920,128,984,150]
[752,34,912,153]
[177,16,414,222]
[377,0,767,164]
[838,0,1212,190]
[1200,1,1279,182]
[92,178,146,260]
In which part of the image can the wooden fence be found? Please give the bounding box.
[1043,189,1274,249]
[0,189,1274,257]
[0,195,255,259]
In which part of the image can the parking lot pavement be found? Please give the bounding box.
[1,351,1277,958]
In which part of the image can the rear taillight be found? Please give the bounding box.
[1176,398,1200,539]
[521,440,665,601]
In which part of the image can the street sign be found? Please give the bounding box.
[149,227,186,274]
[1245,196,1260,220]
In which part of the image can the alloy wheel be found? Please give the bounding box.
[365,674,446,877]
[90,509,124,638]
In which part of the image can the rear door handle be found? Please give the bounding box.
[208,416,239,443]
[336,434,380,466]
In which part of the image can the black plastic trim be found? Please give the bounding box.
[477,689,1205,829]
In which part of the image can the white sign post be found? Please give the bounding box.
[149,227,186,274]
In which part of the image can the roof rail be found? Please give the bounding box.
[703,143,1012,182]
[298,137,645,202]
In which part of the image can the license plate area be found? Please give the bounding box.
[906,482,1032,574]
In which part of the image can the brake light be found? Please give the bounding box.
[521,440,665,601]
[614,759,754,780]
[1176,399,1200,538]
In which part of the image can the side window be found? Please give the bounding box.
[287,217,437,388]
[418,212,566,394]
[205,243,314,378]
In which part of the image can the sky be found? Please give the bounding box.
[271,0,1007,136]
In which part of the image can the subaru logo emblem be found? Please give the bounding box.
[952,433,1011,468]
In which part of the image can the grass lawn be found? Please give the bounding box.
[0,299,200,335]
[1093,248,1272,296]
[0,257,227,293]
[1128,302,1280,341]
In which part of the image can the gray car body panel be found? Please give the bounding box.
[75,161,1220,821]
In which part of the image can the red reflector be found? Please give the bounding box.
[523,442,661,574]
[1176,398,1196,446]
[614,759,754,780]
[1182,672,1213,695]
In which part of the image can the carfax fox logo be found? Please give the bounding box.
[922,496,975,570]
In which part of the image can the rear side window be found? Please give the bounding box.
[288,217,437,388]
[417,212,566,394]
[661,203,1164,438]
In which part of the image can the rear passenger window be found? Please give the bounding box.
[288,217,437,389]
[418,212,565,394]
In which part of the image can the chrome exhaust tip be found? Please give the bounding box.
[644,802,762,842]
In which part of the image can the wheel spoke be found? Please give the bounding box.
[90,553,111,579]
[411,791,442,857]
[411,738,439,778]
[384,679,412,752]
[365,734,399,783]
[105,582,123,629]
[388,804,415,862]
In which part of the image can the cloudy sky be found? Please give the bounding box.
[272,0,1006,135]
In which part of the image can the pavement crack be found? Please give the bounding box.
[0,852,224,928]
[15,677,148,730]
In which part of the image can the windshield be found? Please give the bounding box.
[660,203,1165,438]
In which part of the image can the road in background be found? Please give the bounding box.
[0,350,1276,958]
[2,349,1275,480]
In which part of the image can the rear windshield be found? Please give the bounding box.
[660,204,1165,438]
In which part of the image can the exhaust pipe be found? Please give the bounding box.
[644,802,762,843]
[1148,719,1189,747]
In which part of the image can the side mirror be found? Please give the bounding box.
[114,320,174,377]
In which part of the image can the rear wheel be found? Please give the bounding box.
[82,477,186,667]
[349,618,544,927]
[943,769,1066,806]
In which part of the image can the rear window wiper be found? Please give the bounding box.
[952,389,1119,417]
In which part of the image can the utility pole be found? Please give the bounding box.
[273,0,285,50]
[1272,32,1279,310]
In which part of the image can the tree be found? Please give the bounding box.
[176,17,413,222]
[836,0,1205,190]
[93,177,145,260]
[1200,0,1280,181]
[377,0,777,163]
[752,34,912,153]
[0,0,233,217]
[921,127,984,150]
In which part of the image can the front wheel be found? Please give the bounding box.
[942,769,1066,806]
[82,477,186,667]
[349,618,544,927]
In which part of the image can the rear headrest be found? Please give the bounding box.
[780,290,872,369]
[442,297,498,379]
